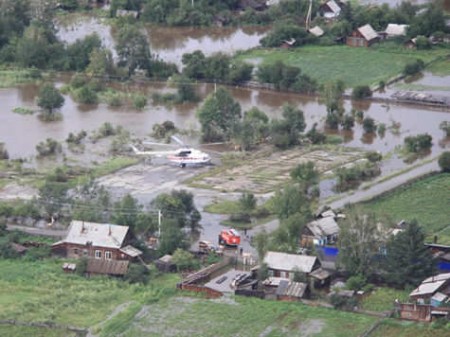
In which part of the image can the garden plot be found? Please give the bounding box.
[196,148,362,193]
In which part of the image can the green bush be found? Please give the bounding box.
[346,274,367,291]
[35,138,62,157]
[75,86,98,104]
[404,133,432,153]
[403,59,425,76]
[438,152,450,172]
[133,94,147,109]
[352,85,372,100]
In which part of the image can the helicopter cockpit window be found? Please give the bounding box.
[179,151,191,157]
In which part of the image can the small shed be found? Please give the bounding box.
[320,0,341,20]
[155,254,176,273]
[310,267,332,286]
[404,37,417,49]
[347,24,379,47]
[309,26,324,37]
[264,251,321,280]
[276,280,308,301]
[383,24,409,38]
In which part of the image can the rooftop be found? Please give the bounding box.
[54,220,129,249]
[264,251,318,273]
[358,24,379,41]
[307,217,339,237]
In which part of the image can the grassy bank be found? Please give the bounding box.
[0,68,42,88]
[360,173,450,243]
[0,259,179,328]
[101,295,378,337]
[0,325,78,337]
[370,319,450,337]
[361,287,410,313]
[238,44,448,88]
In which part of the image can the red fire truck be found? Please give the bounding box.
[218,229,241,247]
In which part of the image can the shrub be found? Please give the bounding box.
[36,138,62,157]
[66,130,87,145]
[133,94,147,109]
[438,152,450,172]
[404,133,432,153]
[75,86,98,104]
[346,274,367,291]
[403,59,425,76]
[172,248,199,272]
[439,121,450,137]
[362,117,377,133]
[330,293,358,310]
[125,264,150,284]
[70,73,87,88]
[352,85,372,100]
[365,151,382,163]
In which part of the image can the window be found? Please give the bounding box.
[83,249,88,256]
[105,251,112,260]
[73,248,79,255]
[95,250,102,259]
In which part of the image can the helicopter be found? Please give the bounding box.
[130,135,212,168]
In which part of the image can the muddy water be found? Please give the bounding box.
[1,80,449,171]
[56,17,268,70]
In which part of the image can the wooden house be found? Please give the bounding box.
[51,220,142,261]
[263,251,321,279]
[302,216,339,247]
[346,24,379,47]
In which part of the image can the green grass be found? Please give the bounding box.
[370,319,450,337]
[238,44,448,88]
[0,69,41,88]
[393,83,450,92]
[101,295,378,337]
[361,287,410,312]
[0,325,78,337]
[204,199,242,214]
[427,58,450,76]
[360,173,450,242]
[0,258,179,328]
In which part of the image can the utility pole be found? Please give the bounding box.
[158,209,162,238]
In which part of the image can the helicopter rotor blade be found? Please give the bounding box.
[171,135,187,147]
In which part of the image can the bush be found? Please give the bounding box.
[330,293,358,310]
[172,248,199,272]
[404,133,432,153]
[362,117,377,133]
[133,94,147,109]
[365,151,382,163]
[438,152,450,172]
[346,274,367,291]
[125,264,150,284]
[403,59,425,76]
[66,130,87,145]
[36,138,62,157]
[75,86,98,104]
[352,85,372,100]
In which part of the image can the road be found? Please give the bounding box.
[324,159,440,211]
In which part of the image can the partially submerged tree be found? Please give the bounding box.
[438,151,450,173]
[37,84,65,116]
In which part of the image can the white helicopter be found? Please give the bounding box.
[130,135,212,168]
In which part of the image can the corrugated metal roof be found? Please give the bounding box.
[326,0,341,14]
[432,292,448,302]
[423,273,450,283]
[410,280,446,297]
[86,259,129,276]
[60,221,129,249]
[358,24,379,41]
[277,280,307,298]
[385,24,408,36]
[120,245,143,257]
[307,217,339,237]
[264,251,317,273]
[310,267,331,280]
[309,26,324,37]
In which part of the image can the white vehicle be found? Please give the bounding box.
[131,135,212,168]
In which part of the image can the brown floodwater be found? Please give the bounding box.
[1,79,449,177]
[56,16,268,69]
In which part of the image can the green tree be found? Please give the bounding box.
[290,162,319,191]
[384,221,434,288]
[253,230,269,263]
[112,194,144,233]
[269,104,306,148]
[338,208,385,278]
[66,33,101,71]
[37,84,65,115]
[352,85,372,100]
[85,48,115,78]
[239,192,257,213]
[197,88,241,142]
[38,179,70,221]
[362,117,377,133]
[158,219,187,255]
[404,133,432,153]
[115,24,151,77]
[438,152,450,173]
[273,184,312,221]
[172,248,199,271]
[182,50,207,79]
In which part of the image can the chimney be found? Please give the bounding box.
[109,225,112,236]
[81,221,86,233]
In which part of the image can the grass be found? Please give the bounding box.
[0,325,78,337]
[361,287,410,312]
[238,44,448,88]
[360,173,450,242]
[101,295,378,337]
[204,199,242,214]
[427,58,450,76]
[370,319,450,337]
[0,68,42,88]
[12,107,35,115]
[393,83,450,92]
[0,258,179,328]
